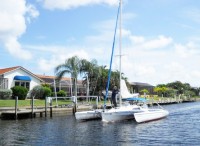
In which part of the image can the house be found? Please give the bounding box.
[0,66,43,90]
[36,74,86,96]
[129,82,154,95]
[0,66,86,96]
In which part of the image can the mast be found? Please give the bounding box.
[104,1,120,110]
[119,0,122,107]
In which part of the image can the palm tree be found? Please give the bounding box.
[55,56,81,96]
[80,59,100,95]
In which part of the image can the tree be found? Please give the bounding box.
[55,56,82,96]
[154,86,168,97]
[167,81,185,94]
[80,59,100,95]
[140,89,149,96]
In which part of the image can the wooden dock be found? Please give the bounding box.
[1,109,46,120]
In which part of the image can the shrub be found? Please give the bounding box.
[57,90,67,97]
[11,86,28,100]
[43,87,52,99]
[0,89,12,99]
[30,85,44,99]
[41,83,51,88]
[30,85,52,99]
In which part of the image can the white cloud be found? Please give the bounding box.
[42,0,119,10]
[5,38,32,60]
[132,35,173,50]
[174,41,200,58]
[26,4,40,23]
[30,45,90,73]
[129,36,145,44]
[0,0,39,60]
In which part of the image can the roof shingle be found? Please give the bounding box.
[0,66,20,75]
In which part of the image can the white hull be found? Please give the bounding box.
[134,109,169,123]
[101,105,143,122]
[75,110,102,120]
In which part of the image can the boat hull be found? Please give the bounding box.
[101,105,142,122]
[75,110,102,120]
[134,109,169,123]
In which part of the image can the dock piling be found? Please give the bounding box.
[15,96,18,120]
[50,98,52,117]
[45,97,47,117]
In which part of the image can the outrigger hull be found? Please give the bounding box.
[75,110,102,120]
[134,109,169,123]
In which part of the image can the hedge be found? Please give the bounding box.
[0,89,12,99]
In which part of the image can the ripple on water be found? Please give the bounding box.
[1,102,200,145]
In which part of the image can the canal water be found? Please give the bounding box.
[0,102,200,146]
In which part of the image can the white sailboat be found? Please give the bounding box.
[101,0,143,122]
[101,0,169,123]
[101,80,148,122]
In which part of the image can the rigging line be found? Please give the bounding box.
[104,1,121,110]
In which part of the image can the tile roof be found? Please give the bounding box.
[36,74,70,81]
[36,74,83,84]
[0,66,20,75]
[0,66,44,82]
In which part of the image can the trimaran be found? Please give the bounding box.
[75,0,169,123]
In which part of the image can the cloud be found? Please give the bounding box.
[28,45,90,73]
[41,0,119,10]
[130,35,173,50]
[0,0,39,60]
[174,41,200,58]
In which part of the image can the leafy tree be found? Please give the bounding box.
[154,86,168,97]
[81,59,100,95]
[167,81,185,94]
[184,90,195,97]
[165,88,178,97]
[55,56,82,96]
[140,89,149,95]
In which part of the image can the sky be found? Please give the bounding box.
[1,0,200,87]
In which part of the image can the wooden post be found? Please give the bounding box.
[31,95,34,118]
[15,96,18,120]
[45,97,47,117]
[72,96,77,115]
[50,98,52,117]
[96,96,98,109]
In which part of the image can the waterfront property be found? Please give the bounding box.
[0,66,87,97]
[129,82,154,94]
[0,66,43,91]
[0,66,155,98]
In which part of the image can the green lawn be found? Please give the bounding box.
[0,99,73,107]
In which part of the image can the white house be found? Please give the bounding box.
[0,66,87,97]
[0,66,43,90]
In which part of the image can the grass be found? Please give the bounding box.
[1,96,199,108]
[0,99,73,107]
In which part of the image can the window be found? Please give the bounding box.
[15,81,30,90]
[15,82,20,86]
